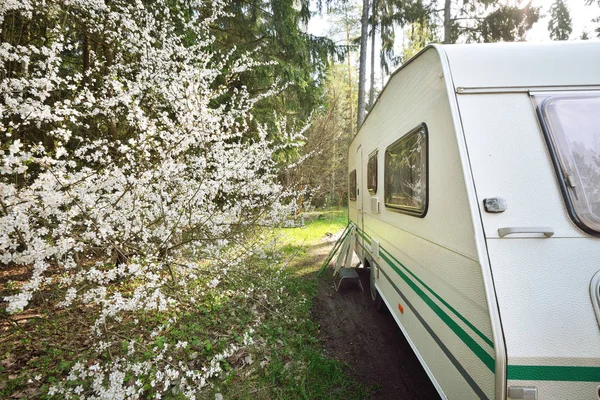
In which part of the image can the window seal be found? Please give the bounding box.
[536,96,600,237]
[384,123,429,218]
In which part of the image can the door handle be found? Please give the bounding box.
[497,226,554,238]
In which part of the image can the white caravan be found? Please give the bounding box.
[348,42,600,400]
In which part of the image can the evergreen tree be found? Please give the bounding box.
[289,64,357,206]
[401,19,439,62]
[548,0,572,41]
[357,0,425,129]
[212,0,340,131]
[434,0,539,44]
[580,29,590,40]
[584,0,600,38]
[368,0,426,108]
[357,0,370,129]
[321,1,362,136]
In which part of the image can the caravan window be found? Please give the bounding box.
[367,151,378,194]
[349,169,357,201]
[537,93,600,234]
[384,124,428,217]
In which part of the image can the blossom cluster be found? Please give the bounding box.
[0,0,302,397]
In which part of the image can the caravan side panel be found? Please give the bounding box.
[350,48,497,399]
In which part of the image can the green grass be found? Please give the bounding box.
[273,209,348,276]
[275,209,348,248]
[221,208,369,399]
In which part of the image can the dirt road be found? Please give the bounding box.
[311,242,440,399]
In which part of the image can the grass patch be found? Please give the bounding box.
[274,209,348,276]
[222,208,366,399]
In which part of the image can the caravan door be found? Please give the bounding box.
[459,91,600,399]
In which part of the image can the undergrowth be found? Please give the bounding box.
[0,208,368,399]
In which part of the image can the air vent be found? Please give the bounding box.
[591,271,600,330]
[371,197,380,214]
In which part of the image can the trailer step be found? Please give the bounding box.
[318,223,352,277]
[334,267,364,292]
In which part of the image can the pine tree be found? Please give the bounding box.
[212,0,339,131]
[357,0,371,130]
[357,0,426,128]
[402,19,439,62]
[433,0,540,44]
[548,0,572,41]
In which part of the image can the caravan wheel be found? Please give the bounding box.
[369,264,384,312]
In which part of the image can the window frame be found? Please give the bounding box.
[384,123,429,217]
[535,93,600,237]
[367,150,378,195]
[349,169,357,201]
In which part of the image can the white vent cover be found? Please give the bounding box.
[591,271,600,330]
[370,197,380,214]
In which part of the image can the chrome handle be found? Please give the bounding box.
[498,226,554,238]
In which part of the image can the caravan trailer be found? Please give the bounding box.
[348,42,600,400]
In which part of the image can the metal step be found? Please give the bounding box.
[334,267,364,292]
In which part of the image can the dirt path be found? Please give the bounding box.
[310,237,440,399]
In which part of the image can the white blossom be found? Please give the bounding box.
[1,0,302,398]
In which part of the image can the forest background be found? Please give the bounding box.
[0,0,599,398]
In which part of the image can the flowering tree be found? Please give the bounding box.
[1,0,301,397]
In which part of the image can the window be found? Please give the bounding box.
[536,93,600,235]
[367,151,378,194]
[384,124,428,216]
[349,169,357,201]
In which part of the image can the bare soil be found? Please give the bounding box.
[310,239,441,400]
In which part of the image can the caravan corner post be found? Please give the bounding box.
[348,42,600,400]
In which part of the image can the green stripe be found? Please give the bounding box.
[356,229,371,245]
[357,225,600,384]
[379,250,495,372]
[380,246,494,348]
[508,365,600,382]
[357,228,494,348]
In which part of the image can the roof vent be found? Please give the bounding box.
[591,271,600,330]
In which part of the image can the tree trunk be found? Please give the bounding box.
[368,0,377,110]
[331,140,336,204]
[357,0,370,131]
[443,0,452,44]
[345,17,354,137]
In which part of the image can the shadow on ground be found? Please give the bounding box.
[312,264,441,400]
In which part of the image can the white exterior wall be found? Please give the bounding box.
[349,42,600,400]
[349,48,496,399]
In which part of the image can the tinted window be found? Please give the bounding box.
[384,124,428,216]
[367,151,378,194]
[349,169,357,201]
[537,93,600,234]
